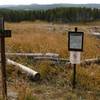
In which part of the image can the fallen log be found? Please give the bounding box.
[5,53,59,63]
[6,53,44,57]
[67,58,100,66]
[5,53,59,57]
[1,55,99,66]
[81,58,100,66]
[7,59,40,81]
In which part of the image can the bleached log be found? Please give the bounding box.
[5,53,44,57]
[1,56,99,67]
[7,59,40,81]
[6,53,59,57]
[33,56,59,61]
[45,53,59,57]
[67,58,100,66]
[5,52,59,61]
[82,58,100,65]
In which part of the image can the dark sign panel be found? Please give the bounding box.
[68,31,84,51]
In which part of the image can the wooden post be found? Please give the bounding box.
[0,17,11,100]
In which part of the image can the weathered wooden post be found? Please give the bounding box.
[68,27,84,89]
[0,17,11,100]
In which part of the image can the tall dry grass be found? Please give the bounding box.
[2,21,100,100]
[5,21,100,58]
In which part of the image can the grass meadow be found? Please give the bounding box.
[0,21,100,100]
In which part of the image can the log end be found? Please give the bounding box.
[29,73,41,81]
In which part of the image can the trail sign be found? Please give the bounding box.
[68,28,84,51]
[68,27,84,89]
[0,17,11,100]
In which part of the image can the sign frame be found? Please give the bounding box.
[68,31,84,51]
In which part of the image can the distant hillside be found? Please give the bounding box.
[0,3,100,10]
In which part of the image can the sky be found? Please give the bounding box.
[0,0,100,5]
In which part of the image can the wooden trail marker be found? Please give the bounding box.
[0,17,11,100]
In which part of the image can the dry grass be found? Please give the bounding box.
[5,63,100,100]
[5,21,100,58]
[0,21,100,100]
[5,22,67,57]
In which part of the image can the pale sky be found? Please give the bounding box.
[0,0,100,5]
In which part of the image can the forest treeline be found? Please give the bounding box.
[0,7,100,23]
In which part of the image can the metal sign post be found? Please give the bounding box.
[0,17,11,100]
[68,27,84,89]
